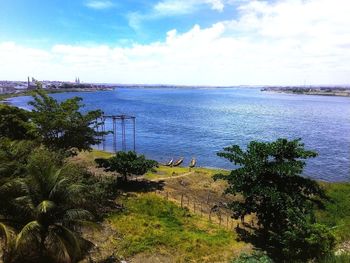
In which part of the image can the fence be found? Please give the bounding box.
[154,189,255,231]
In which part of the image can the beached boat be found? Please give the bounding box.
[189,158,196,168]
[173,157,184,166]
[165,158,173,166]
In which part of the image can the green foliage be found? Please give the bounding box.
[321,253,350,263]
[215,138,335,261]
[0,104,35,140]
[61,162,119,217]
[0,138,39,178]
[96,151,158,181]
[316,182,350,241]
[0,149,95,263]
[231,251,273,263]
[29,88,104,155]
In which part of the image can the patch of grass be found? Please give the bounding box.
[144,165,190,179]
[317,182,350,241]
[75,149,114,164]
[320,253,350,263]
[144,165,228,180]
[108,193,247,262]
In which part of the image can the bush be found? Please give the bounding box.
[231,251,273,263]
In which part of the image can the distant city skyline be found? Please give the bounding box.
[0,0,349,86]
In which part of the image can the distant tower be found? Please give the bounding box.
[27,76,30,88]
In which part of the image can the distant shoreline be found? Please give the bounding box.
[0,87,114,104]
[261,87,350,97]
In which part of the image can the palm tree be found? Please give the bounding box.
[1,163,95,263]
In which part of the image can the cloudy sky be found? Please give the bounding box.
[0,0,349,85]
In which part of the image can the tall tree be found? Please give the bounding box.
[29,89,104,155]
[215,138,335,261]
[0,104,35,140]
[96,151,157,181]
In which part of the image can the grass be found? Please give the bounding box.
[108,193,248,262]
[144,165,228,180]
[320,253,350,263]
[316,182,350,242]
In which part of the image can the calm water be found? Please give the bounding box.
[8,88,350,182]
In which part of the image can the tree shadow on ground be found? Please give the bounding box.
[116,178,165,193]
[235,224,282,262]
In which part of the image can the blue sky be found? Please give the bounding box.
[0,0,239,47]
[0,0,349,85]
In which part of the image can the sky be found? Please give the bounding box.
[0,0,349,86]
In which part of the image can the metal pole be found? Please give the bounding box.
[133,117,136,152]
[113,117,117,153]
[102,117,106,151]
[121,116,126,151]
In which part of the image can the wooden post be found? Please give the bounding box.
[181,194,184,208]
[209,211,212,222]
[200,203,203,217]
[226,215,229,228]
[166,191,169,200]
[187,196,190,207]
[193,202,196,212]
[219,215,222,226]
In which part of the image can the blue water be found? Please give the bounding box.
[7,87,350,182]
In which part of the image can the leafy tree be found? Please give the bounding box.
[215,138,335,261]
[29,89,104,155]
[0,139,38,179]
[0,104,35,140]
[96,151,157,181]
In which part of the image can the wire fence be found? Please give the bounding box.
[154,189,255,231]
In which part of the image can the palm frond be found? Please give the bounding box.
[16,221,42,250]
[36,200,56,214]
[46,230,71,263]
[0,222,15,247]
[48,224,82,262]
[13,195,36,217]
[0,178,28,196]
[64,209,93,221]
[48,177,69,201]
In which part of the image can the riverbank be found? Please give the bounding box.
[75,149,350,261]
[262,86,350,97]
[0,87,114,104]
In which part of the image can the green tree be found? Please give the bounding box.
[0,150,94,263]
[0,104,35,140]
[96,151,157,181]
[0,139,38,178]
[29,89,104,155]
[215,138,335,261]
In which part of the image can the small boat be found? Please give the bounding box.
[189,158,196,168]
[173,157,184,167]
[165,158,173,166]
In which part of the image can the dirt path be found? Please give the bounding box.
[150,171,195,181]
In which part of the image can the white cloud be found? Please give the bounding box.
[154,0,225,14]
[128,0,225,29]
[85,0,114,10]
[1,0,350,85]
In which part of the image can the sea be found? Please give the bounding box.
[7,87,350,182]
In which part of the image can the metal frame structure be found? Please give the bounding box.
[97,115,136,152]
